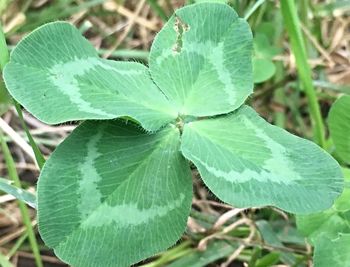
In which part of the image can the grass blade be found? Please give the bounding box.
[14,102,45,169]
[0,252,13,267]
[0,132,43,267]
[280,0,326,147]
[0,22,43,267]
[244,0,266,20]
[0,177,36,208]
[147,0,168,21]
[6,233,29,259]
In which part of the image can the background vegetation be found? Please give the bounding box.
[0,0,349,266]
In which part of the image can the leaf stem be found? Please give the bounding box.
[14,102,45,169]
[0,131,43,267]
[280,0,326,147]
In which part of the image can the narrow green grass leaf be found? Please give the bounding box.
[313,80,350,94]
[4,22,176,131]
[6,233,29,259]
[280,0,325,147]
[0,177,36,208]
[14,102,46,169]
[255,253,280,267]
[147,0,168,21]
[181,105,343,214]
[0,252,13,267]
[244,0,266,20]
[149,3,253,117]
[256,220,295,264]
[38,121,193,267]
[166,241,238,267]
[328,95,350,164]
[0,132,43,267]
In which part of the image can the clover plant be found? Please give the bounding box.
[297,95,350,267]
[2,3,344,267]
[297,169,350,267]
[328,95,350,164]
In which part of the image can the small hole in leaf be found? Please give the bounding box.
[172,16,189,54]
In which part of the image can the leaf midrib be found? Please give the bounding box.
[52,127,180,250]
[172,18,249,113]
[7,60,177,122]
[182,122,299,185]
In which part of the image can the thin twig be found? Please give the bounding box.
[0,221,36,246]
[213,208,246,229]
[221,220,256,267]
[300,22,335,67]
[193,199,234,210]
[198,218,250,250]
[224,235,309,255]
[103,0,147,58]
[103,1,158,31]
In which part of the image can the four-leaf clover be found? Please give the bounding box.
[3,3,343,267]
